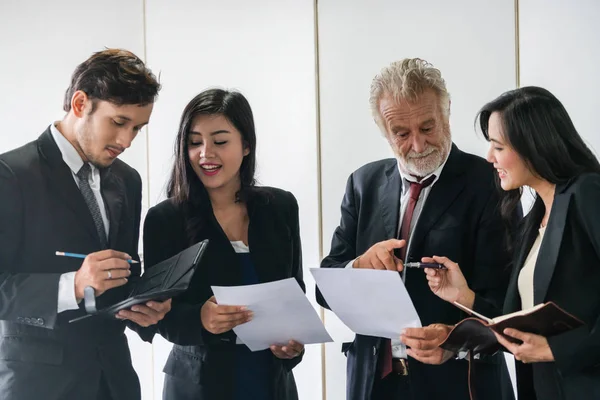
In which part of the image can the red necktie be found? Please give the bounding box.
[380,175,436,378]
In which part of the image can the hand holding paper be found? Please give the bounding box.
[212,278,332,351]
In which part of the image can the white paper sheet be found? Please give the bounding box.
[211,278,333,351]
[311,268,421,339]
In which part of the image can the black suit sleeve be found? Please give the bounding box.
[0,160,61,328]
[316,174,358,309]
[548,175,600,375]
[470,189,520,319]
[143,203,209,346]
[123,170,156,342]
[279,192,305,371]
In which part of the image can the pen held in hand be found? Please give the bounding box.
[404,262,446,270]
[55,251,139,264]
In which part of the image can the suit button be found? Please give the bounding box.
[37,318,44,326]
[373,346,378,356]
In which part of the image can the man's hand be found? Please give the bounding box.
[270,340,304,359]
[354,239,406,271]
[401,323,455,365]
[117,299,172,327]
[74,250,132,300]
[200,296,252,334]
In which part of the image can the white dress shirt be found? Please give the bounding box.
[50,122,110,313]
[347,156,449,358]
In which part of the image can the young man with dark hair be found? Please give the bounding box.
[0,49,169,400]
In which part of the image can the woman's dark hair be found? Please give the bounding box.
[477,86,600,240]
[167,88,257,204]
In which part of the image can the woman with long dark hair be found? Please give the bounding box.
[143,89,304,399]
[416,86,600,399]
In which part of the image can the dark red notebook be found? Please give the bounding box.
[440,301,584,355]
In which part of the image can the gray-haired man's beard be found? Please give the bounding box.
[398,133,452,178]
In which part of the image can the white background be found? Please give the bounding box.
[1,1,598,399]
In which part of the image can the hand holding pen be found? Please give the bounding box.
[421,256,476,309]
[56,249,133,300]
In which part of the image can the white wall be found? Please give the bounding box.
[519,0,600,156]
[317,0,516,397]
[1,1,600,399]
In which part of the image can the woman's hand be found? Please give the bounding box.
[270,340,304,359]
[200,296,252,334]
[422,256,475,308]
[494,329,555,363]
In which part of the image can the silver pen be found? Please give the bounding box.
[404,262,447,270]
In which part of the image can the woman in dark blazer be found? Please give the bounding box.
[143,89,304,400]
[414,87,600,399]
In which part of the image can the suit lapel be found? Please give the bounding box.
[408,146,466,253]
[504,222,539,313]
[100,168,124,249]
[378,164,402,239]
[533,192,572,305]
[37,129,101,245]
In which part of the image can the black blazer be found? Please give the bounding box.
[504,173,600,400]
[317,145,517,400]
[0,128,147,400]
[143,187,304,400]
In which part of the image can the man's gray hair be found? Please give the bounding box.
[369,58,450,131]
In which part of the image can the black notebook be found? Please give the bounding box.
[69,239,208,323]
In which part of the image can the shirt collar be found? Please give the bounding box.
[49,122,95,176]
[397,151,449,194]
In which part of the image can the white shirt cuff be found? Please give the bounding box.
[57,272,80,313]
[346,259,357,268]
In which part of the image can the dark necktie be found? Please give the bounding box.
[76,163,108,249]
[380,175,436,378]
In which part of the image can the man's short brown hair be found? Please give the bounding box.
[63,48,161,112]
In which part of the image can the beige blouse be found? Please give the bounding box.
[518,226,547,310]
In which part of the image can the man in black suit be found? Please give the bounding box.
[317,58,517,400]
[0,49,171,400]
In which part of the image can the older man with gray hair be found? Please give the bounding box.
[316,58,517,400]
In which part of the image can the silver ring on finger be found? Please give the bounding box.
[107,270,112,280]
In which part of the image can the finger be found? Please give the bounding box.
[286,340,304,353]
[130,304,161,319]
[117,310,153,327]
[88,250,133,262]
[369,256,386,270]
[97,258,131,271]
[503,328,530,343]
[402,327,428,340]
[421,256,435,263]
[216,304,249,314]
[494,331,520,354]
[102,268,131,280]
[98,278,128,292]
[377,250,397,271]
[406,348,443,365]
[214,311,252,324]
[383,239,406,251]
[401,336,436,350]
[431,256,458,270]
[146,299,172,313]
[270,346,291,359]
[394,256,404,272]
[424,268,438,277]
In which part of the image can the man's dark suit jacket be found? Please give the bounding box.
[504,173,600,400]
[0,128,149,400]
[317,144,516,400]
[143,187,304,400]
